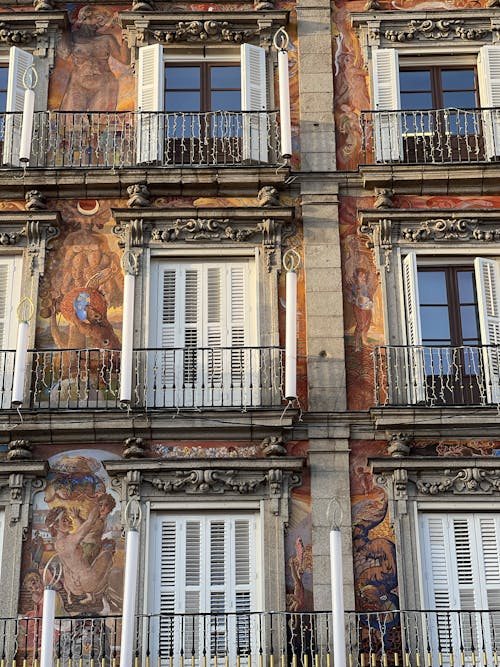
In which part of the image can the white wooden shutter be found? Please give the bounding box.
[151,261,254,408]
[371,48,402,162]
[241,44,268,163]
[402,252,425,403]
[421,514,500,666]
[136,44,164,163]
[474,257,500,403]
[151,514,257,663]
[477,46,500,160]
[3,46,33,166]
[0,508,4,577]
[0,258,22,409]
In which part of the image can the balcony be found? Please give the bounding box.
[0,346,285,411]
[374,345,500,407]
[360,108,500,165]
[3,609,500,667]
[2,110,281,169]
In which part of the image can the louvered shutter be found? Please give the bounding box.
[0,258,21,409]
[151,261,255,408]
[3,47,33,166]
[421,514,500,666]
[474,258,500,403]
[151,514,257,665]
[371,48,402,162]
[477,46,500,160]
[241,44,268,163]
[136,44,164,164]
[402,253,426,403]
[0,508,3,574]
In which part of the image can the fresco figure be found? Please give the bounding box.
[58,6,130,111]
[46,504,115,605]
[347,268,375,351]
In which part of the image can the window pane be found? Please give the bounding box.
[457,271,476,303]
[418,271,448,304]
[165,67,200,90]
[211,91,241,111]
[166,91,201,112]
[421,306,451,342]
[0,93,7,114]
[441,69,475,90]
[443,91,476,109]
[211,66,240,89]
[0,68,8,92]
[460,305,480,340]
[400,70,431,92]
[401,92,433,110]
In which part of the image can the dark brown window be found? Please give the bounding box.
[165,63,241,113]
[417,266,480,348]
[400,67,478,112]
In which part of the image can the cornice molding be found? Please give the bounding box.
[351,10,500,48]
[358,209,500,271]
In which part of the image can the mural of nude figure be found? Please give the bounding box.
[57,6,130,111]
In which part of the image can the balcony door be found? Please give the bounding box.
[399,67,480,162]
[371,46,500,163]
[137,43,268,165]
[148,513,259,667]
[148,259,257,409]
[420,513,500,667]
[402,253,500,405]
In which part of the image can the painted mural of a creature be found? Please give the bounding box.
[352,487,399,629]
[50,271,121,351]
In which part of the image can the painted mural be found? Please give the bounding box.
[284,440,313,612]
[350,439,398,640]
[20,449,123,617]
[48,5,134,112]
[339,197,384,410]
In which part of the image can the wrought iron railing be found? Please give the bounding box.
[0,110,281,168]
[360,107,500,164]
[3,610,500,667]
[374,344,500,407]
[0,346,284,410]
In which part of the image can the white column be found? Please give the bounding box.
[278,47,292,158]
[120,271,136,403]
[19,87,35,163]
[40,588,56,667]
[330,528,346,667]
[120,528,140,667]
[285,268,297,400]
[11,319,29,406]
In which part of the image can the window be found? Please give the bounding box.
[136,43,268,164]
[2,46,33,166]
[402,253,500,405]
[420,513,500,666]
[371,46,500,162]
[148,513,259,665]
[148,258,258,409]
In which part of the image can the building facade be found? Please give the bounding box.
[0,0,500,665]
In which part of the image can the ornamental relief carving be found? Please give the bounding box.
[147,469,267,494]
[384,19,488,42]
[401,219,500,243]
[416,467,500,495]
[0,22,42,45]
[151,21,257,44]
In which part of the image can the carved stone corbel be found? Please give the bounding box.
[387,432,412,458]
[7,440,33,461]
[359,217,393,272]
[123,437,146,459]
[9,473,24,524]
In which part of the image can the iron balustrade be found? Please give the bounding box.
[360,107,500,165]
[0,346,285,411]
[3,610,500,667]
[373,344,500,407]
[0,110,281,168]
